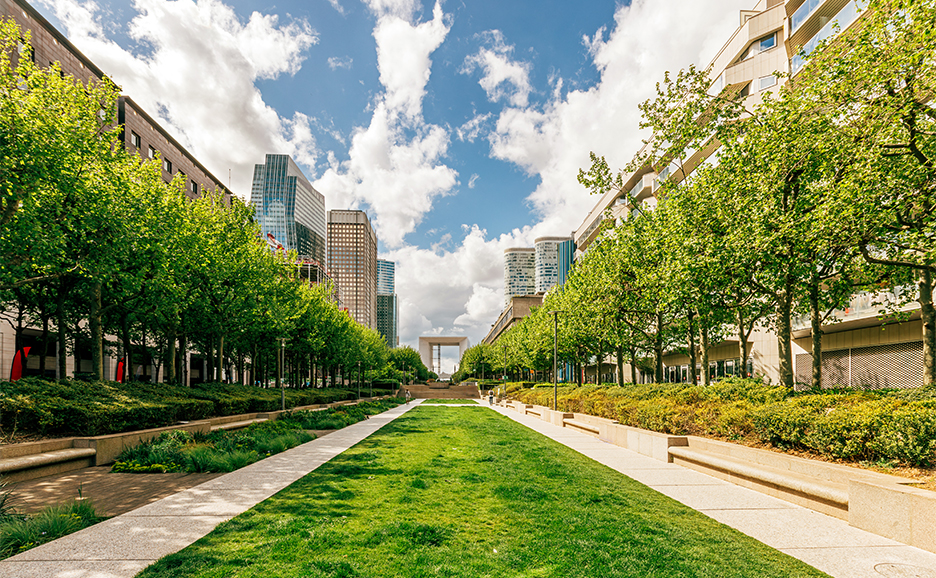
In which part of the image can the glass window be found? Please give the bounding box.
[148,146,156,160]
[759,75,777,91]
[130,132,141,148]
[163,158,172,173]
[190,181,198,195]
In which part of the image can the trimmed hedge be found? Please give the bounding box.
[0,378,357,436]
[507,379,936,467]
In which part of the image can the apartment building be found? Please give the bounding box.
[0,0,234,382]
[503,248,536,306]
[534,237,573,294]
[327,210,378,329]
[571,0,919,388]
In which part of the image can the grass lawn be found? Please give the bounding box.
[420,399,479,404]
[138,407,828,578]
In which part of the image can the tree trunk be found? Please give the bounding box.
[701,322,710,387]
[56,296,68,379]
[165,329,176,384]
[688,310,698,386]
[216,334,225,382]
[629,347,638,385]
[179,333,188,386]
[920,269,935,387]
[737,308,750,377]
[90,281,103,381]
[809,276,823,389]
[205,336,214,383]
[121,315,132,383]
[654,312,664,383]
[39,314,49,379]
[776,283,795,388]
[616,346,625,387]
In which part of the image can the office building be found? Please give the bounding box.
[251,154,326,263]
[327,210,377,329]
[534,237,572,294]
[376,259,398,348]
[557,238,575,287]
[503,248,535,306]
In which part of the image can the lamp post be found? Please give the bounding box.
[357,360,362,399]
[502,340,507,393]
[279,338,286,411]
[550,311,563,410]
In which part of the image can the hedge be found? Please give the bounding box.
[507,378,936,467]
[0,378,357,436]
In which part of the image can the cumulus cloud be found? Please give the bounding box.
[314,0,457,248]
[461,30,532,107]
[327,55,353,69]
[391,0,752,349]
[38,0,319,199]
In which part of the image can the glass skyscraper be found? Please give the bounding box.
[251,154,326,263]
[376,259,398,348]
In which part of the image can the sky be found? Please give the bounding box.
[32,0,751,373]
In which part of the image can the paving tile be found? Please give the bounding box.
[637,477,798,510]
[780,546,936,578]
[0,560,154,578]
[126,488,278,517]
[621,468,730,487]
[10,515,231,561]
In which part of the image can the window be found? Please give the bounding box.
[131,132,141,148]
[759,74,777,91]
[163,158,172,173]
[190,181,198,195]
[148,146,156,160]
[738,33,777,62]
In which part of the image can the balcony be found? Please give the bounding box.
[792,286,920,335]
[788,0,862,68]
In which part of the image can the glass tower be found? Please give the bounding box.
[251,154,326,263]
[376,259,398,347]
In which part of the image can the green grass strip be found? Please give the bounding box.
[138,407,828,578]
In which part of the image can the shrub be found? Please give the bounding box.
[0,500,102,560]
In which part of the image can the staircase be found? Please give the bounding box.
[404,384,480,399]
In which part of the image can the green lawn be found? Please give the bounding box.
[420,399,479,404]
[138,407,828,578]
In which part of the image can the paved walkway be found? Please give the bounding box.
[489,404,936,578]
[0,403,418,578]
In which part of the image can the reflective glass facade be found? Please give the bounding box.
[251,154,326,263]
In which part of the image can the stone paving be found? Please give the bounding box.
[489,404,936,578]
[3,399,936,578]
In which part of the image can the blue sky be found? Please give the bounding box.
[33,0,750,370]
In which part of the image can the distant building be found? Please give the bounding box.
[327,210,377,329]
[251,154,326,263]
[534,236,572,293]
[376,259,398,348]
[503,248,535,306]
[557,238,575,287]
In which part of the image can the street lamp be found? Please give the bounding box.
[357,360,362,399]
[279,337,286,411]
[502,340,507,393]
[550,311,563,410]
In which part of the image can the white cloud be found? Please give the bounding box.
[38,0,319,199]
[314,1,457,248]
[461,30,532,107]
[392,0,752,349]
[456,112,491,142]
[326,0,345,16]
[327,56,353,69]
[467,173,479,188]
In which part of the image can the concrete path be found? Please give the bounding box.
[490,405,936,578]
[0,402,419,578]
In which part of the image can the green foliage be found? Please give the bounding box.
[0,500,102,560]
[0,377,357,436]
[509,380,936,467]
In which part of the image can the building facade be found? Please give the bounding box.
[534,236,571,294]
[327,210,378,329]
[0,0,233,384]
[251,154,326,263]
[376,259,398,348]
[503,248,535,306]
[557,238,576,287]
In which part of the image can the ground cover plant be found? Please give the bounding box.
[137,407,828,578]
[0,498,103,561]
[111,399,404,474]
[506,379,936,468]
[420,399,478,404]
[0,378,357,437]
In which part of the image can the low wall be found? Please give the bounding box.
[500,396,936,555]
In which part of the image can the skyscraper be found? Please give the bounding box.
[557,238,576,287]
[534,236,572,293]
[376,260,398,348]
[503,248,535,306]
[327,210,378,328]
[251,155,326,263]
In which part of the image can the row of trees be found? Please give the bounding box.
[0,21,431,388]
[462,0,935,388]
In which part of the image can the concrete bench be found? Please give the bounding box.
[563,418,600,436]
[0,448,97,482]
[211,418,268,432]
[668,446,849,515]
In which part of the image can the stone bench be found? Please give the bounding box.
[210,418,268,432]
[0,447,97,483]
[563,418,600,436]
